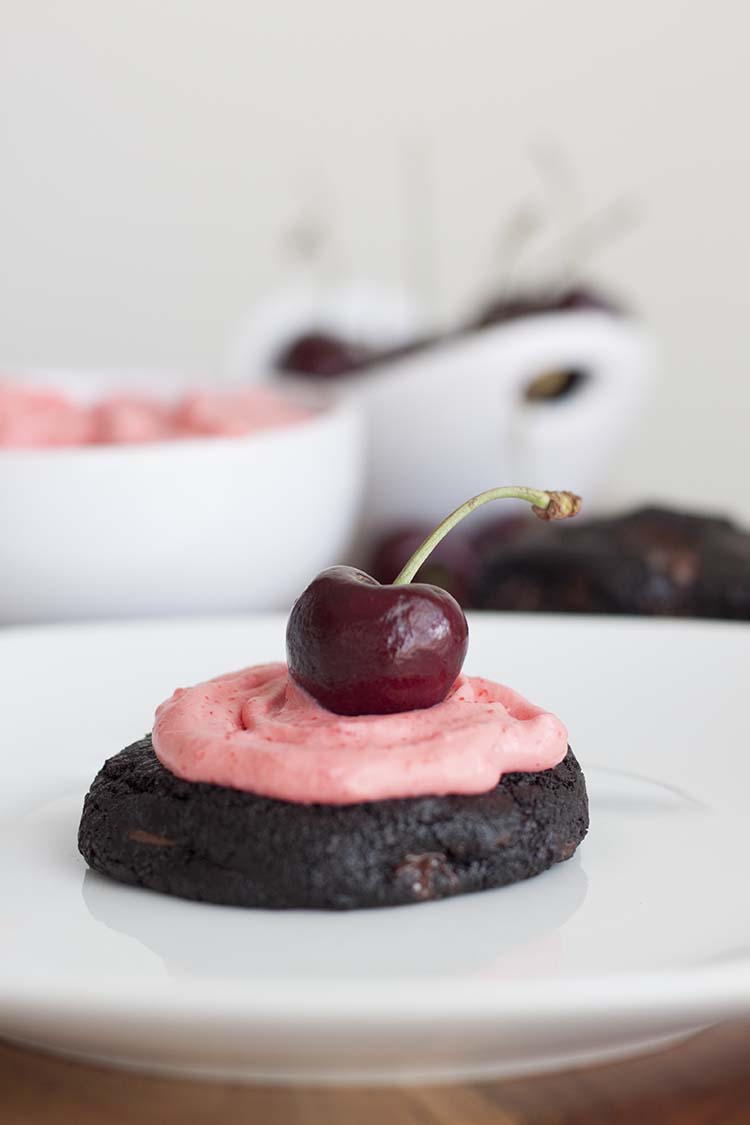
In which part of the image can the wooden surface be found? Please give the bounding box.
[1,1021,749,1124]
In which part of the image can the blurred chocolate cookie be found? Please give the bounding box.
[474,506,750,619]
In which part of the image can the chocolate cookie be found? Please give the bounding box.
[78,738,588,910]
[474,506,750,619]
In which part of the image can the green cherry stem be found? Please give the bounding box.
[392,486,582,586]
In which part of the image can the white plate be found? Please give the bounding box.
[1,613,749,1084]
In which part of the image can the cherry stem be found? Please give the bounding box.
[392,486,582,586]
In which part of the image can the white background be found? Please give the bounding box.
[2,1,748,516]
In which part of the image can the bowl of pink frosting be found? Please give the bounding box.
[0,372,363,624]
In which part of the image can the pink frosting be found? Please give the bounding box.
[0,382,311,448]
[152,663,568,805]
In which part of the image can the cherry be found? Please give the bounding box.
[286,565,468,716]
[473,285,621,330]
[287,486,581,716]
[276,332,372,378]
[274,287,620,384]
[276,331,437,379]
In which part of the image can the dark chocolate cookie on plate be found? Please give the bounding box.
[78,737,588,911]
[475,506,750,619]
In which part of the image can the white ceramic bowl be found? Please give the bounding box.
[0,373,363,624]
[230,287,654,548]
[335,311,654,541]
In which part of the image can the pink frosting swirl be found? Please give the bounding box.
[152,663,568,805]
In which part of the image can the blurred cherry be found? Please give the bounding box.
[473,285,621,330]
[371,525,478,608]
[276,332,372,377]
[471,515,531,562]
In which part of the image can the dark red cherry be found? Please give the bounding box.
[276,332,372,377]
[286,565,468,716]
[472,285,621,330]
[277,331,438,379]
